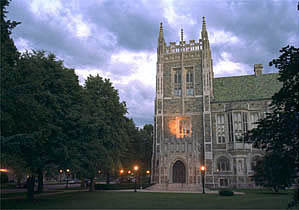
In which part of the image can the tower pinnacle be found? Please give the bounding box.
[202,16,206,32]
[159,22,164,40]
[201,16,208,40]
[181,28,184,42]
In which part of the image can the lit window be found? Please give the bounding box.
[168,117,191,138]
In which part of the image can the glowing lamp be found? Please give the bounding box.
[120,169,124,174]
[0,168,8,173]
[133,165,139,171]
[200,166,206,171]
[146,170,150,174]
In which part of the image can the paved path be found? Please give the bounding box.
[104,189,245,195]
[1,188,245,200]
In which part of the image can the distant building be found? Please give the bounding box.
[151,17,281,189]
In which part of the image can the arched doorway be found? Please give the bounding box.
[172,160,186,183]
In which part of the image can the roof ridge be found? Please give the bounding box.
[214,72,278,79]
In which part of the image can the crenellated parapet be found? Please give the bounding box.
[165,40,203,54]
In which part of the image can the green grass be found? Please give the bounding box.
[0,183,17,189]
[1,189,295,209]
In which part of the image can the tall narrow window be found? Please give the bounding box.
[242,112,248,133]
[186,70,194,96]
[233,112,243,142]
[174,70,181,96]
[250,112,260,129]
[216,114,225,144]
[228,113,233,142]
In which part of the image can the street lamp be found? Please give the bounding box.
[120,169,124,183]
[146,170,150,184]
[59,169,63,184]
[133,165,139,192]
[66,169,70,188]
[200,165,206,194]
[0,169,8,173]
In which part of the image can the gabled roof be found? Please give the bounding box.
[212,73,282,102]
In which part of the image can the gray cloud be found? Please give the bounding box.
[116,80,155,126]
[7,0,299,126]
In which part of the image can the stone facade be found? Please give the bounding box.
[151,18,282,189]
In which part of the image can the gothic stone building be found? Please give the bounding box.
[151,18,281,189]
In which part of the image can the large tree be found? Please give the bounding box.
[246,46,299,195]
[2,51,82,199]
[76,75,128,191]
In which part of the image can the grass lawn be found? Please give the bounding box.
[1,189,295,209]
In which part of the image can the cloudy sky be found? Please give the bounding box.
[8,0,299,126]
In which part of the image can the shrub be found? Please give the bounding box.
[219,189,234,196]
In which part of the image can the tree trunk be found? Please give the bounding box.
[89,177,95,192]
[106,173,110,184]
[80,178,86,189]
[273,186,279,192]
[37,169,43,193]
[27,176,35,200]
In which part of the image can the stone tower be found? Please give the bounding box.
[151,17,214,187]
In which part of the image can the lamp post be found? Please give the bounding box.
[66,169,70,188]
[200,165,206,194]
[146,170,150,185]
[133,165,139,192]
[59,169,63,184]
[120,169,124,183]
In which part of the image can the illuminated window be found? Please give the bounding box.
[168,117,191,138]
[177,118,191,138]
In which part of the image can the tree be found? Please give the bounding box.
[2,51,82,199]
[246,46,299,195]
[252,152,295,192]
[75,75,128,191]
[121,123,153,175]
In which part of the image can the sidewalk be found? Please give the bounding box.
[104,189,245,195]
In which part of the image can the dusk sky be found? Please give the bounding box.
[8,0,299,126]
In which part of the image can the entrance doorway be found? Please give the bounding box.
[172,160,186,183]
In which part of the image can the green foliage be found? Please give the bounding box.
[245,46,299,196]
[121,123,153,173]
[219,189,234,196]
[252,153,295,191]
[1,0,153,197]
[73,74,129,191]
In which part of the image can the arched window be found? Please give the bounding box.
[217,157,230,171]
